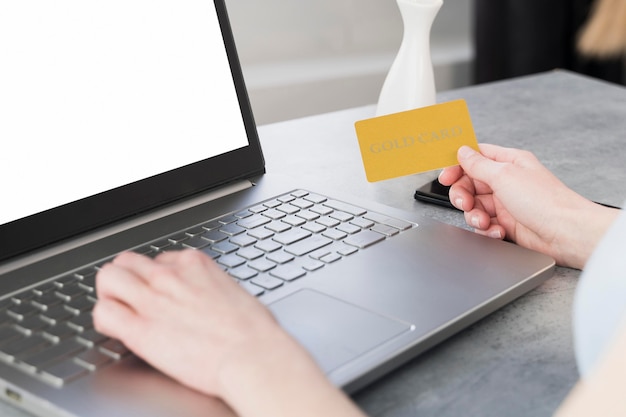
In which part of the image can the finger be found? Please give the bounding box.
[477,143,530,163]
[96,262,154,314]
[115,251,193,298]
[456,146,517,191]
[464,208,491,230]
[93,297,145,346]
[474,193,498,217]
[438,165,463,186]
[473,223,506,240]
[113,251,162,283]
[449,175,477,211]
[156,249,228,288]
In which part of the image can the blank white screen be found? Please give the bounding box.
[0,1,248,226]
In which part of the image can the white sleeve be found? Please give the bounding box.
[573,204,626,377]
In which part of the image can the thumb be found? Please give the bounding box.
[457,146,501,185]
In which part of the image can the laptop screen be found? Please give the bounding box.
[0,0,264,262]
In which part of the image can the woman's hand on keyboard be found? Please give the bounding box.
[93,250,366,417]
[438,144,619,269]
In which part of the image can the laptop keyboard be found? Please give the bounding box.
[0,190,415,387]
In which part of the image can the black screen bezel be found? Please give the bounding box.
[0,0,264,263]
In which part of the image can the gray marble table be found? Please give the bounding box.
[258,70,626,417]
[3,70,625,416]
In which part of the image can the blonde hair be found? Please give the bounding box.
[577,0,626,58]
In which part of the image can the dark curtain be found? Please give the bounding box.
[474,0,624,85]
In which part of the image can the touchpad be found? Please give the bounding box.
[268,289,412,373]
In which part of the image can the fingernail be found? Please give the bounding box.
[488,230,502,239]
[455,198,463,209]
[471,216,480,228]
[458,146,476,160]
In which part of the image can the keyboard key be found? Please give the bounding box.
[263,199,282,208]
[43,324,77,342]
[316,216,340,228]
[290,199,314,209]
[74,348,113,371]
[322,200,367,216]
[31,283,57,296]
[329,211,353,222]
[0,326,26,347]
[183,235,211,249]
[67,314,94,332]
[295,210,320,221]
[217,254,246,269]
[273,228,311,245]
[200,247,221,259]
[334,243,359,256]
[202,230,228,243]
[337,223,361,234]
[262,209,286,220]
[41,358,89,386]
[266,251,295,264]
[281,215,306,227]
[76,329,108,347]
[0,335,50,362]
[211,241,239,254]
[20,338,85,372]
[7,303,38,321]
[310,205,333,216]
[290,190,308,198]
[320,253,342,263]
[344,230,386,249]
[150,239,172,250]
[255,240,282,253]
[41,305,75,325]
[240,282,264,297]
[322,229,348,241]
[302,222,326,234]
[99,339,130,359]
[247,227,274,240]
[350,217,375,229]
[303,193,327,204]
[237,214,272,229]
[265,221,291,233]
[31,292,64,311]
[370,223,400,237]
[236,247,264,260]
[229,234,257,247]
[217,215,238,225]
[248,259,277,273]
[250,276,283,290]
[15,316,48,335]
[219,224,245,236]
[363,212,413,230]
[229,267,258,281]
[285,235,332,257]
[298,258,325,271]
[270,265,306,281]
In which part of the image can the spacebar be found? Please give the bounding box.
[285,235,333,256]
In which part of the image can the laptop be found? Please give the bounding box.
[0,1,555,416]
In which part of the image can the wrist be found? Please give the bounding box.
[554,199,620,269]
[216,323,365,417]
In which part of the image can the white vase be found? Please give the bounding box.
[375,0,443,117]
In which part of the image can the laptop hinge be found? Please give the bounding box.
[0,180,254,276]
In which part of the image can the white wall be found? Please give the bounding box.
[225,0,474,125]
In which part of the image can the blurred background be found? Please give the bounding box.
[224,0,625,125]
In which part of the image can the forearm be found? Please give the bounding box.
[218,327,367,417]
